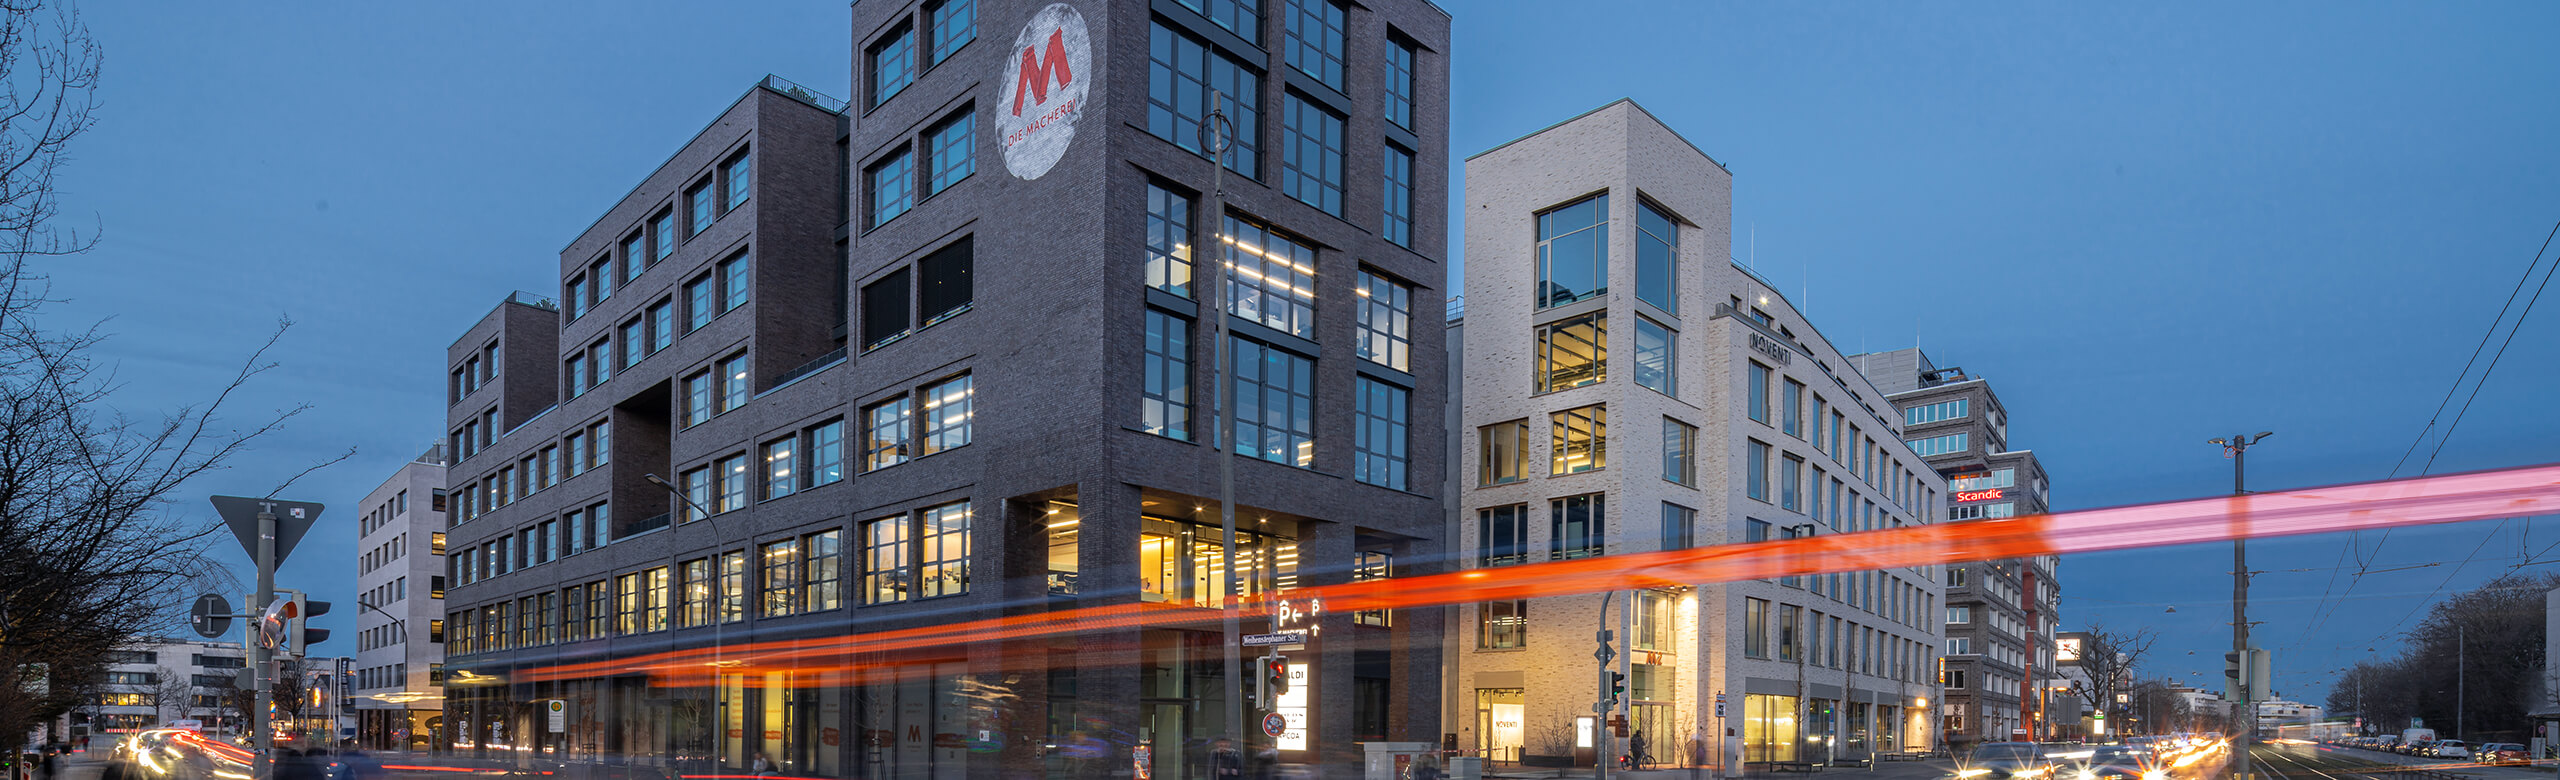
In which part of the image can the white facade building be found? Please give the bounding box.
[1447,100,1947,770]
[75,639,249,738]
[351,445,449,750]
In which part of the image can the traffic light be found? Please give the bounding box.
[1608,672,1627,705]
[1266,656,1290,699]
[288,592,332,655]
[2222,649,2270,702]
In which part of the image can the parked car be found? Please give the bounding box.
[2373,736,2400,752]
[2406,740,2436,756]
[2431,740,2470,760]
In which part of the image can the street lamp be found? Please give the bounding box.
[644,473,730,773]
[2207,431,2271,772]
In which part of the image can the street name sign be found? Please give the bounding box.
[1242,632,1306,647]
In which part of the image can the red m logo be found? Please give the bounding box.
[1012,28,1074,116]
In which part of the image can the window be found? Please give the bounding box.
[1946,606,1971,624]
[1142,310,1192,440]
[643,567,671,633]
[1382,143,1414,247]
[1175,0,1260,44]
[863,268,911,349]
[721,251,751,312]
[614,574,640,636]
[1223,215,1317,339]
[719,551,746,623]
[723,151,752,211]
[863,515,911,605]
[1947,636,1974,655]
[620,318,645,368]
[679,559,711,628]
[687,182,713,237]
[1632,316,1673,396]
[1478,600,1526,649]
[919,500,970,598]
[1905,398,1969,425]
[1660,502,1695,551]
[718,353,749,414]
[805,530,844,611]
[591,257,615,303]
[1909,433,1969,457]
[589,338,612,384]
[685,274,715,332]
[1384,36,1415,129]
[679,467,710,524]
[648,300,673,353]
[1663,417,1696,486]
[1480,420,1528,485]
[715,453,750,513]
[1745,598,1769,658]
[1943,668,1968,689]
[925,0,974,63]
[1352,551,1392,627]
[1747,439,1771,501]
[564,354,586,398]
[1777,604,1801,661]
[924,110,975,195]
[1280,93,1346,216]
[1550,404,1605,475]
[651,212,676,262]
[1535,312,1605,392]
[1352,377,1408,490]
[1145,183,1194,296]
[1148,22,1261,175]
[808,419,845,488]
[763,438,797,500]
[1355,270,1412,371]
[1781,455,1804,512]
[760,537,802,617]
[565,275,588,320]
[1478,504,1527,566]
[864,395,913,471]
[920,374,974,455]
[1948,469,2016,491]
[1283,0,1346,89]
[1537,193,1608,308]
[682,370,713,427]
[868,147,915,227]
[919,236,973,324]
[1634,199,1678,313]
[1232,337,1315,467]
[1747,362,1771,424]
[1551,493,1604,560]
[869,22,917,106]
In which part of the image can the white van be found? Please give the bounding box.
[2399,728,2437,753]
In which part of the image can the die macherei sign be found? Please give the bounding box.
[998,3,1092,181]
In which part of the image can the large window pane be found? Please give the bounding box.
[805,530,843,612]
[1663,417,1695,486]
[1478,504,1526,566]
[763,438,797,500]
[1480,420,1527,486]
[1748,362,1771,423]
[919,237,974,325]
[1146,183,1194,296]
[1536,193,1607,308]
[869,22,917,106]
[926,0,974,63]
[1633,316,1673,396]
[1478,600,1526,649]
[1550,405,1605,475]
[863,268,911,350]
[865,396,913,471]
[1535,312,1605,392]
[1143,309,1192,440]
[1282,0,1346,90]
[1382,143,1415,247]
[925,111,975,195]
[1224,215,1318,339]
[1355,270,1412,371]
[1174,0,1260,44]
[1280,94,1345,216]
[1636,200,1677,313]
[809,420,845,488]
[864,515,911,604]
[1660,503,1695,551]
[1384,37,1415,130]
[1352,377,1409,490]
[920,501,971,598]
[1232,337,1315,467]
[1549,493,1604,559]
[920,374,974,455]
[1783,378,1804,438]
[760,538,801,617]
[869,148,915,228]
[1147,22,1259,176]
[1748,439,1771,501]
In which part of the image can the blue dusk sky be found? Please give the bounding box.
[53,2,2560,705]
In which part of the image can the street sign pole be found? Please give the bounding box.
[251,507,275,780]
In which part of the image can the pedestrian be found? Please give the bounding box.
[750,751,774,778]
[1630,730,1650,770]
[1210,739,1242,780]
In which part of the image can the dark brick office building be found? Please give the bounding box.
[437,1,1450,777]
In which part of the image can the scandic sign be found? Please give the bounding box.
[1954,488,2005,503]
[997,3,1092,181]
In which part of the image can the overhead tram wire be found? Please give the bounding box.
[2304,216,2560,635]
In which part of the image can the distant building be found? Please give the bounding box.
[351,445,449,750]
[1856,348,2058,748]
[68,638,248,737]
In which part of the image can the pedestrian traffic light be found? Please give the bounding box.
[288,593,331,655]
[1266,656,1290,698]
[1609,672,1627,704]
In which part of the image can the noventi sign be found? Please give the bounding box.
[997,3,1092,181]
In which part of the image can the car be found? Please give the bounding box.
[2066,746,2163,780]
[1956,742,2063,780]
[2431,740,2470,760]
[2374,736,2400,752]
[2404,740,2434,756]
[2478,743,2528,766]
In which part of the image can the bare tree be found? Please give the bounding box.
[2067,623,2158,733]
[149,665,191,722]
[0,0,347,745]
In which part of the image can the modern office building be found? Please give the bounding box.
[68,639,248,737]
[351,445,451,750]
[437,0,1452,777]
[1449,100,1946,770]
[1855,347,2057,748]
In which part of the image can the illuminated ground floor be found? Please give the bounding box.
[355,707,445,752]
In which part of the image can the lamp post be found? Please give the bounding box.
[645,473,728,774]
[2208,431,2271,778]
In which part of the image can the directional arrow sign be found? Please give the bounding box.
[211,495,325,565]
[189,593,233,639]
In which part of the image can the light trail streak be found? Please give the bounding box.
[507,461,2560,683]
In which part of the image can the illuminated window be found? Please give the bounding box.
[679,558,710,628]
[719,551,746,624]
[1356,270,1413,371]
[1480,419,1528,486]
[760,537,802,617]
[919,500,971,599]
[863,515,911,605]
[715,453,749,514]
[1537,193,1607,308]
[864,396,912,472]
[718,353,750,414]
[614,573,639,636]
[1224,215,1318,339]
[920,374,974,455]
[1549,405,1605,475]
[805,530,843,612]
[642,566,669,633]
[763,437,797,500]
[1536,312,1605,392]
[1353,551,1391,627]
[1478,600,1526,649]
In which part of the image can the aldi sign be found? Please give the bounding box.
[997,3,1092,180]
